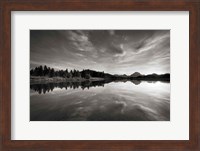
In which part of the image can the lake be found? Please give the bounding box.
[30,80,170,121]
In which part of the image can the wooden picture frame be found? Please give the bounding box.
[0,0,199,150]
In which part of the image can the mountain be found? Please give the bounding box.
[130,72,142,77]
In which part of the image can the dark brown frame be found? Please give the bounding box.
[0,0,200,151]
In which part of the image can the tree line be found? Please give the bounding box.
[30,65,106,79]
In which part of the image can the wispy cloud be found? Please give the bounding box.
[30,30,170,75]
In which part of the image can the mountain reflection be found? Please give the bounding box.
[30,80,144,94]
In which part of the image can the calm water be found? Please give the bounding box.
[30,81,170,121]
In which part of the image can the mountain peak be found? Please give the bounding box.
[130,72,142,77]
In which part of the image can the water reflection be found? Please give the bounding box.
[30,81,170,121]
[30,80,143,94]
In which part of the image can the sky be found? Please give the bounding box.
[30,30,170,75]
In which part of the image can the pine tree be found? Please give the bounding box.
[43,65,48,76]
[49,68,55,77]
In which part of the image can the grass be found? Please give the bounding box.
[30,76,105,84]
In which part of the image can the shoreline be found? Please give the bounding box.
[30,76,105,84]
[30,76,170,85]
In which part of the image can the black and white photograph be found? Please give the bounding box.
[30,30,170,121]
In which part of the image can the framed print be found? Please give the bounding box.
[0,0,200,151]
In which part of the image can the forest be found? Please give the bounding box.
[30,65,107,79]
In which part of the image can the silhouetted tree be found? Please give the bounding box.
[30,69,34,76]
[43,65,49,76]
[77,71,81,77]
[30,65,113,79]
[49,68,55,77]
[85,73,91,79]
[38,65,44,76]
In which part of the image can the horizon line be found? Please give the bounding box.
[30,65,170,76]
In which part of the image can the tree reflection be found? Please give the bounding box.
[30,80,107,94]
[30,80,144,94]
[30,80,162,94]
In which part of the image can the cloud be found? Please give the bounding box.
[30,30,170,75]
